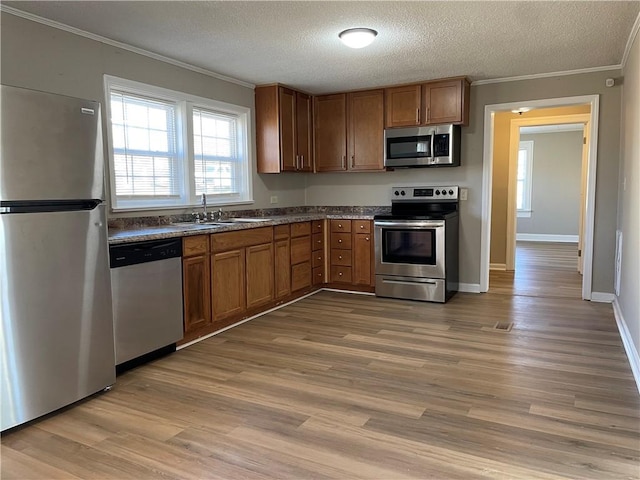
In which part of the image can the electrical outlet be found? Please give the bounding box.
[460,188,468,201]
[270,195,278,204]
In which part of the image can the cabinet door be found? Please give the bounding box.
[279,87,297,171]
[314,93,347,172]
[274,237,291,299]
[182,254,211,334]
[348,90,384,171]
[246,243,274,309]
[353,232,373,286]
[423,79,463,125]
[291,262,311,292]
[384,85,421,128]
[212,249,246,321]
[296,92,313,172]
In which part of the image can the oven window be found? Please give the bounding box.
[387,135,431,159]
[382,229,436,265]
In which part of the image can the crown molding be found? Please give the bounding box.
[0,5,255,90]
[622,11,640,70]
[471,64,622,86]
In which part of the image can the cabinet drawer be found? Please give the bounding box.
[274,224,290,240]
[330,219,352,233]
[331,248,352,266]
[312,233,324,251]
[312,220,324,233]
[331,266,352,283]
[312,251,325,268]
[291,221,311,238]
[330,233,352,249]
[211,227,273,252]
[183,235,208,257]
[353,220,371,234]
[291,262,311,291]
[312,266,325,285]
[291,236,311,264]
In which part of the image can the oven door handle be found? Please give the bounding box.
[374,220,445,228]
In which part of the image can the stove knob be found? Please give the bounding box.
[435,190,440,195]
[441,190,447,195]
[400,190,406,196]
[394,190,399,196]
[449,189,454,195]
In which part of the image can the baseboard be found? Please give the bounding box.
[516,233,579,243]
[322,288,375,296]
[458,283,481,293]
[591,292,615,303]
[613,298,640,394]
[490,263,507,271]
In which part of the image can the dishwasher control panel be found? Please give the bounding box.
[109,238,182,268]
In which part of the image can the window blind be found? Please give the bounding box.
[110,91,180,199]
[193,107,239,196]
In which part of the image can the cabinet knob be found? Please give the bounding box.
[318,256,322,261]
[338,255,342,260]
[317,273,322,277]
[365,237,370,241]
[360,225,364,229]
[338,239,342,243]
[339,272,343,276]
[317,239,321,243]
[338,224,342,228]
[317,224,321,229]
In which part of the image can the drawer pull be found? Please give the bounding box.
[317,239,321,243]
[318,256,322,260]
[338,255,343,260]
[338,239,342,243]
[360,225,364,229]
[338,272,343,276]
[366,237,370,241]
[317,273,322,277]
[338,224,342,228]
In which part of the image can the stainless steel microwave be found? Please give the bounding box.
[384,124,461,168]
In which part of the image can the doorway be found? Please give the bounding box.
[480,95,600,300]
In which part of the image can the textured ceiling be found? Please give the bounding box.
[4,1,639,94]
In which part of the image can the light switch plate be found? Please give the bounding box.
[460,188,468,201]
[270,195,278,204]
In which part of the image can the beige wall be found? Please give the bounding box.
[618,30,640,363]
[490,105,590,265]
[517,131,583,236]
[0,12,307,216]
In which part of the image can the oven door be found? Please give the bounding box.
[374,219,446,278]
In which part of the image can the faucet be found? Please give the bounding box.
[201,193,207,218]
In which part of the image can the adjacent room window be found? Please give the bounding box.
[105,76,252,211]
[516,140,534,217]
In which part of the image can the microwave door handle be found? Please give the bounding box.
[430,131,435,160]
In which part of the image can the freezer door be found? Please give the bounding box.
[0,205,115,431]
[0,84,104,201]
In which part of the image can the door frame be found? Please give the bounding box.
[505,113,591,271]
[480,94,600,299]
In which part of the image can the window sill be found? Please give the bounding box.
[517,210,532,218]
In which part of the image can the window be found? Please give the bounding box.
[516,140,534,217]
[105,76,252,211]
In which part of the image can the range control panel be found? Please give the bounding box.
[391,186,459,201]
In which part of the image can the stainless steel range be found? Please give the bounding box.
[374,186,459,303]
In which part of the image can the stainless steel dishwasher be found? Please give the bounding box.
[109,238,183,369]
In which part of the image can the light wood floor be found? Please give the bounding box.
[3,274,639,478]
[490,242,583,299]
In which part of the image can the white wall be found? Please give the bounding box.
[517,131,583,236]
[0,12,307,216]
[617,26,640,372]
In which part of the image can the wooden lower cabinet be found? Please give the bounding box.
[211,249,246,321]
[246,243,274,309]
[274,237,291,299]
[182,240,211,334]
[329,219,374,289]
[290,222,312,292]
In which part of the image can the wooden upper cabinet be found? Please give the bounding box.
[384,77,470,128]
[384,85,421,128]
[348,90,384,171]
[256,85,313,173]
[295,92,313,172]
[423,78,469,125]
[313,93,347,172]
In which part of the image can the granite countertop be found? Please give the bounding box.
[108,208,386,244]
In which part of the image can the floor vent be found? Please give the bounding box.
[493,321,513,332]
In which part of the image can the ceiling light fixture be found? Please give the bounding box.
[339,28,378,49]
[511,107,531,115]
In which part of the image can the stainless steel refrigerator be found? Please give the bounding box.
[1,84,115,431]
